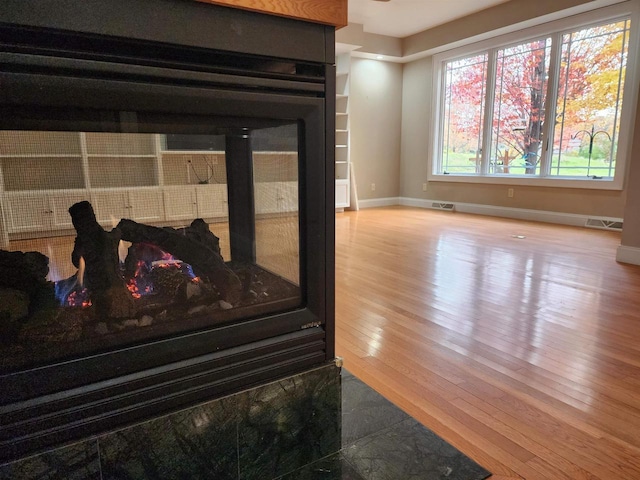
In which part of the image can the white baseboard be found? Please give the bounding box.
[396,197,624,230]
[616,245,640,265]
[399,197,433,209]
[358,197,401,209]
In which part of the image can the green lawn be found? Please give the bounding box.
[441,151,614,177]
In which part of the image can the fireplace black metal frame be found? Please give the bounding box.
[0,0,335,463]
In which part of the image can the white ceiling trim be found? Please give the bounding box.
[348,0,511,38]
[342,0,632,63]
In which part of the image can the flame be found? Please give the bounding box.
[67,289,92,307]
[152,259,181,268]
[118,240,131,264]
[125,249,198,301]
[127,260,148,299]
[57,243,200,307]
[127,282,142,299]
[78,256,86,287]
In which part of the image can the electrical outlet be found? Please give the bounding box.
[371,183,376,191]
[422,183,427,192]
[508,188,514,198]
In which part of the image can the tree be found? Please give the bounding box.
[447,41,550,174]
[444,54,487,156]
[492,40,548,174]
[557,22,628,167]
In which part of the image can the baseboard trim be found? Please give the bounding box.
[398,197,623,229]
[616,245,640,265]
[358,197,401,209]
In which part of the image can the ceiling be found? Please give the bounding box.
[348,0,512,38]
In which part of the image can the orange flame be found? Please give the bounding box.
[118,240,131,264]
[78,256,86,287]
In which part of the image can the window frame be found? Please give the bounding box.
[429,2,640,190]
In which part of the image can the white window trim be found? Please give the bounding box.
[428,1,640,190]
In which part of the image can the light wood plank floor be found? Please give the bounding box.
[335,206,640,480]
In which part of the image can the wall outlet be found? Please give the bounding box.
[508,188,514,198]
[422,183,427,192]
[371,183,376,191]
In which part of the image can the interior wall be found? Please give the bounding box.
[621,83,640,248]
[400,57,431,199]
[350,57,402,200]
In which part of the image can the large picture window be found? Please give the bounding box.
[432,6,638,188]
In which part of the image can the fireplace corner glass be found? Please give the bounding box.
[0,122,303,372]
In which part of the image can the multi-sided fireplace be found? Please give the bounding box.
[0,0,335,463]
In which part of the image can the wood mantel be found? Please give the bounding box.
[195,0,347,27]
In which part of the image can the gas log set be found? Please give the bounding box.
[0,201,299,371]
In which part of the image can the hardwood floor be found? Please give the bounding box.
[335,206,640,480]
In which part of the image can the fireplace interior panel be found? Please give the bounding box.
[0,123,303,372]
[0,0,335,463]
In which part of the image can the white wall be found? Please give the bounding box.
[350,58,403,200]
[620,81,640,253]
[400,57,432,199]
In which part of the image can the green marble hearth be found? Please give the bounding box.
[0,365,490,480]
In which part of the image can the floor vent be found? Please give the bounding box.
[585,218,623,231]
[430,202,455,211]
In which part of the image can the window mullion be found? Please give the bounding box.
[436,65,448,174]
[540,33,562,177]
[480,49,497,175]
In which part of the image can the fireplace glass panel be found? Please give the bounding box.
[253,125,300,284]
[0,122,302,373]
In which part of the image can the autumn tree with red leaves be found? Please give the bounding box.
[443,20,629,176]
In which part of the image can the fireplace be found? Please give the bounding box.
[0,0,335,463]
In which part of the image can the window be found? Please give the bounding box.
[552,20,630,177]
[442,54,488,174]
[490,38,551,176]
[432,6,638,188]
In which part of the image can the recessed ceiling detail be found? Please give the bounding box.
[349,0,511,38]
